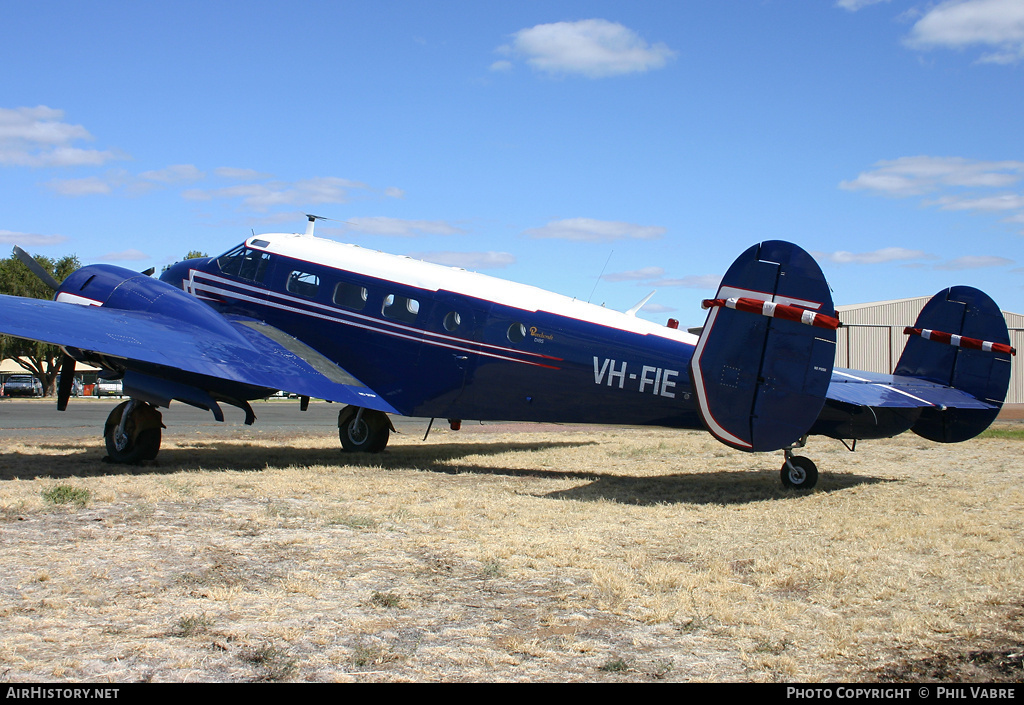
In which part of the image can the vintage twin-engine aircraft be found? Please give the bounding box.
[0,217,1015,488]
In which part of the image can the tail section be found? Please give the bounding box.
[690,241,838,452]
[895,286,1015,442]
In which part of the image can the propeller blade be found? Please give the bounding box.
[12,246,62,291]
[141,267,155,277]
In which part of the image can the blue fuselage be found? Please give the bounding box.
[161,246,703,429]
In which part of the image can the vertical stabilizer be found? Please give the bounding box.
[690,241,837,452]
[895,286,1013,442]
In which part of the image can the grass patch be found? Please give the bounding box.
[40,485,91,508]
[327,513,380,530]
[598,657,630,673]
[480,557,503,578]
[369,591,404,609]
[240,644,297,682]
[979,426,1024,441]
[352,642,400,669]
[174,614,214,637]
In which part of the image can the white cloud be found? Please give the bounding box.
[841,156,1024,231]
[213,166,271,181]
[100,248,149,261]
[935,254,1014,270]
[0,230,69,247]
[814,247,933,264]
[835,0,892,10]
[139,164,204,184]
[497,19,675,78]
[0,106,122,167]
[906,0,1024,64]
[342,216,466,237]
[600,265,718,290]
[650,274,721,289]
[840,156,1024,196]
[47,166,201,197]
[524,217,665,242]
[412,251,516,269]
[602,266,666,282]
[184,176,370,211]
[930,193,1024,212]
[47,176,115,196]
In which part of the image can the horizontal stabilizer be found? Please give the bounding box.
[826,369,995,410]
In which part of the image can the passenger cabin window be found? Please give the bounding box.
[382,294,419,324]
[507,322,526,343]
[287,271,320,298]
[333,281,368,311]
[217,245,271,284]
[443,311,461,332]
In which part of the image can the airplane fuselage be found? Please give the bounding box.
[161,233,704,429]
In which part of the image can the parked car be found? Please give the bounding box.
[56,374,84,397]
[95,379,124,397]
[3,374,43,397]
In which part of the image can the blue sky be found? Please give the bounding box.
[2,0,1023,323]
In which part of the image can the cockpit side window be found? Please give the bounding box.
[217,245,246,277]
[238,250,271,282]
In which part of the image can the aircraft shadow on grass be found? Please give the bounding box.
[1,438,889,506]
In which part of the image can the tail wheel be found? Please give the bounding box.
[338,407,390,453]
[781,455,818,490]
[104,399,163,464]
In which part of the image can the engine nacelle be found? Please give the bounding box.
[56,264,247,345]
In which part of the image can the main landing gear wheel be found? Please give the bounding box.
[338,406,390,453]
[781,455,818,490]
[104,399,163,464]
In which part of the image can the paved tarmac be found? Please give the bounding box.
[2,397,1020,443]
[0,398,432,440]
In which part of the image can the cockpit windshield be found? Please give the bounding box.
[216,244,271,283]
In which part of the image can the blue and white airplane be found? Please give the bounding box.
[0,217,1015,489]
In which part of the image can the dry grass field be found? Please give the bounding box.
[0,415,1022,683]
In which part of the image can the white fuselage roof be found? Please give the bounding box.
[248,232,699,345]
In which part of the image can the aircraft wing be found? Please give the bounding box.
[826,368,995,410]
[0,293,397,414]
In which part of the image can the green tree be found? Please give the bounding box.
[0,252,81,396]
[162,250,209,273]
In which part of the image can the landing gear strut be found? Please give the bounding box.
[338,406,391,453]
[103,399,164,464]
[779,435,817,489]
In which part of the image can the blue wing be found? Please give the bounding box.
[0,292,397,415]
